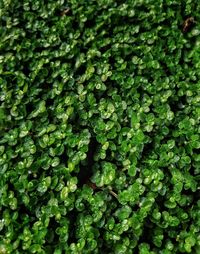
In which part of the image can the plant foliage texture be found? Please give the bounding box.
[0,0,200,253]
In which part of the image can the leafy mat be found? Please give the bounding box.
[0,1,200,253]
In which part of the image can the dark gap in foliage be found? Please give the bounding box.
[140,140,155,160]
[22,62,31,77]
[110,14,136,28]
[18,203,34,218]
[169,95,187,114]
[15,204,37,231]
[98,227,112,252]
[76,45,89,56]
[155,194,166,212]
[84,19,97,30]
[99,44,112,55]
[181,189,195,200]
[107,54,116,67]
[45,218,60,244]
[136,220,155,251]
[74,63,87,77]
[77,137,98,187]
[45,98,54,107]
[95,91,108,104]
[56,7,72,17]
[25,101,35,114]
[71,18,82,34]
[192,148,200,155]
[105,149,113,163]
[59,148,68,167]
[193,190,200,203]
[67,209,79,245]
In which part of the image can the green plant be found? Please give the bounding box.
[0,0,200,253]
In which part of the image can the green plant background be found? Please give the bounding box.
[0,0,200,253]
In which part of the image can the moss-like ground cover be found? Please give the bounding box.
[0,1,200,253]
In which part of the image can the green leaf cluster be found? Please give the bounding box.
[0,0,200,253]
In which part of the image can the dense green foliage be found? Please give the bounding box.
[0,0,200,253]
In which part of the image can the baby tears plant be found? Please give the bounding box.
[0,0,200,253]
